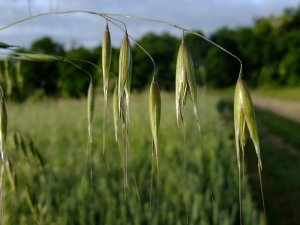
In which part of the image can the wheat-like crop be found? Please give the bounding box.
[102,22,112,157]
[0,10,266,225]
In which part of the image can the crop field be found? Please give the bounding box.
[2,92,264,225]
[218,93,300,225]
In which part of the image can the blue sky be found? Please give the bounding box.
[0,0,300,50]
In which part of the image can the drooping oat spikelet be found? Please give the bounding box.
[149,76,161,165]
[102,22,112,155]
[113,85,119,142]
[87,81,95,143]
[9,52,62,62]
[0,99,7,163]
[118,31,131,119]
[124,47,132,123]
[176,39,200,123]
[175,38,214,222]
[234,76,261,170]
[175,40,188,125]
[84,81,95,190]
[148,75,162,222]
[117,32,131,190]
[182,41,201,125]
[102,22,112,103]
[234,76,264,224]
[0,98,5,225]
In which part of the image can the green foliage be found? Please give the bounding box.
[20,37,65,98]
[132,33,180,91]
[203,28,240,87]
[59,46,98,98]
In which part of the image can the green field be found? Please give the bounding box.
[3,92,264,225]
[218,95,300,225]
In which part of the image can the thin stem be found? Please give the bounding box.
[148,143,155,224]
[81,139,90,186]
[65,59,93,81]
[103,16,127,33]
[0,164,4,225]
[196,122,214,205]
[258,163,268,225]
[181,119,189,225]
[104,15,157,83]
[239,165,243,225]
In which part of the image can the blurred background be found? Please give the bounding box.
[0,1,299,224]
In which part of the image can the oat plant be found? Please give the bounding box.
[0,10,267,225]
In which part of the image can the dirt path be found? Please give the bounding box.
[252,95,300,123]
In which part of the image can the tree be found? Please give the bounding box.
[20,37,65,98]
[132,32,180,91]
[203,28,240,87]
[59,46,97,98]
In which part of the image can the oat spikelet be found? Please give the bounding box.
[175,41,188,125]
[149,77,161,165]
[87,81,95,143]
[113,84,119,142]
[234,76,264,224]
[234,77,261,171]
[118,31,131,120]
[0,99,7,163]
[102,22,112,155]
[102,22,112,103]
[9,52,61,62]
[0,98,6,224]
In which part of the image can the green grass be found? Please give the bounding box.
[3,92,263,225]
[249,108,300,225]
[254,108,300,148]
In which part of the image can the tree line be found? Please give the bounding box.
[1,6,300,100]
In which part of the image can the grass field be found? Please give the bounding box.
[218,96,300,225]
[2,92,264,225]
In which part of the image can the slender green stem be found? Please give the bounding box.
[239,165,243,225]
[258,163,268,225]
[148,143,155,224]
[196,121,214,205]
[0,164,4,225]
[181,119,189,225]
[104,16,157,84]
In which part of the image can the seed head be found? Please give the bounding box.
[234,77,261,170]
[149,78,161,151]
[175,39,199,125]
[87,82,95,142]
[113,85,119,141]
[176,41,188,125]
[102,23,112,100]
[118,32,131,117]
[0,99,7,162]
[9,52,61,62]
